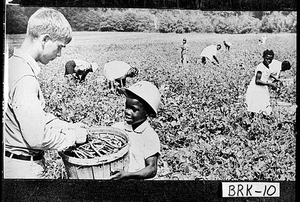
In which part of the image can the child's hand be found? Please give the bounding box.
[109,169,127,180]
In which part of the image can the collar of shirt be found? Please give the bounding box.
[123,120,150,134]
[13,48,41,76]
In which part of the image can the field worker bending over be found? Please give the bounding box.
[180,38,189,66]
[200,44,221,65]
[103,60,138,90]
[4,8,88,179]
[110,81,161,180]
[64,59,99,82]
[223,40,232,51]
[245,49,278,115]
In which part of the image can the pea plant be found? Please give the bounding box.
[39,33,296,180]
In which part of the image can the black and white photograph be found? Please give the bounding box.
[3,0,297,201]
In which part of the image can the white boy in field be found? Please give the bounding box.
[110,81,161,180]
[103,60,138,90]
[4,8,88,179]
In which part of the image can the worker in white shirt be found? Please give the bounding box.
[200,44,221,65]
[64,59,99,82]
[103,61,139,90]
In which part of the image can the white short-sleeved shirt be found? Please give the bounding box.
[112,120,160,173]
[73,59,91,71]
[269,59,282,81]
[254,63,272,83]
[200,45,218,60]
[225,41,232,46]
[103,61,131,81]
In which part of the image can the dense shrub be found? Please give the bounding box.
[5,6,297,34]
[260,11,297,33]
[5,5,28,34]
[158,12,177,33]
[135,12,156,32]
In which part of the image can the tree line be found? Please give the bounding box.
[6,6,297,34]
[11,0,297,11]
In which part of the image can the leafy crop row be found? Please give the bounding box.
[34,33,297,180]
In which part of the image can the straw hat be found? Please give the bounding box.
[122,81,161,117]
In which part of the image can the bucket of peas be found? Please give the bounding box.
[59,126,130,179]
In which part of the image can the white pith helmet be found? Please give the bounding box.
[123,81,161,117]
[91,62,99,72]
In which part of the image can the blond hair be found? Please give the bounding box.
[27,8,72,44]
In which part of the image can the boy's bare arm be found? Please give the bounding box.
[110,154,159,180]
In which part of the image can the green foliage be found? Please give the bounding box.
[5,6,297,34]
[237,13,261,34]
[158,12,177,33]
[99,9,124,31]
[71,10,102,31]
[135,12,155,32]
[260,11,297,33]
[5,5,28,34]
[19,32,295,180]
[123,11,138,32]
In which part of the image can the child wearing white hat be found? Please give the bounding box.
[110,81,161,180]
[64,59,99,82]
